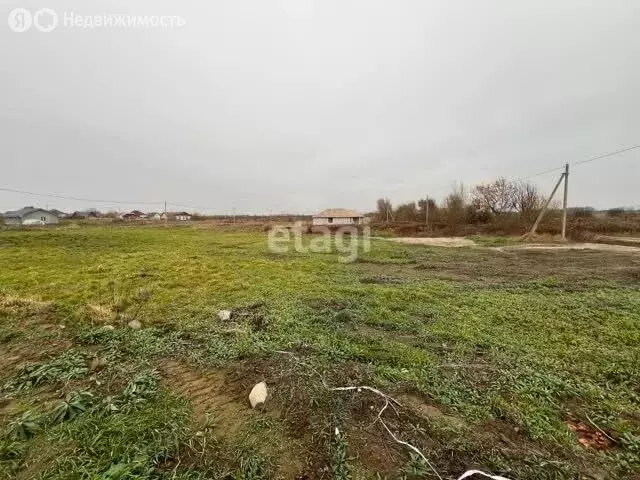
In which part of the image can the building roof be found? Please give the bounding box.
[3,207,57,219]
[71,211,99,218]
[313,208,363,218]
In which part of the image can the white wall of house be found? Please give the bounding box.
[312,217,362,226]
[160,214,190,221]
[22,211,59,225]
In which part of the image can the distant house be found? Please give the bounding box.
[146,212,161,220]
[3,207,59,225]
[120,210,146,220]
[312,209,364,226]
[70,211,100,219]
[161,211,192,221]
[49,209,68,218]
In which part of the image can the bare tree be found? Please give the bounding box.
[471,177,517,216]
[394,202,419,221]
[376,198,393,222]
[445,182,467,225]
[513,181,542,220]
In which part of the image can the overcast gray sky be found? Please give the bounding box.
[1,0,639,214]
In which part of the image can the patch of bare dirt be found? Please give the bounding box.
[0,340,72,381]
[354,243,640,286]
[597,235,640,245]
[0,399,18,420]
[0,295,72,335]
[160,360,250,434]
[347,427,404,475]
[382,237,476,247]
[159,360,310,478]
[84,303,115,323]
[399,394,466,429]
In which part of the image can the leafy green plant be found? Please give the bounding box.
[401,453,429,478]
[99,396,121,415]
[50,391,93,423]
[98,458,153,479]
[3,350,88,392]
[122,370,160,408]
[0,437,27,475]
[330,427,352,480]
[613,432,640,473]
[7,411,39,440]
[236,453,270,480]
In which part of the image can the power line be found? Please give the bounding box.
[519,142,640,181]
[572,143,640,167]
[519,165,565,181]
[0,187,160,206]
[0,186,219,211]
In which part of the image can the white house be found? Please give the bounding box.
[312,208,364,226]
[160,211,192,221]
[3,207,59,225]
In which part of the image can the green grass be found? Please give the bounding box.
[1,226,639,479]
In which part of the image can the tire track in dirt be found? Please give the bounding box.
[160,360,310,478]
[160,360,251,435]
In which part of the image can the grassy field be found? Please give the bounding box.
[0,226,639,479]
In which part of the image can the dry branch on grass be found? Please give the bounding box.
[275,351,512,480]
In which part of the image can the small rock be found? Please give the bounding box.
[58,324,66,329]
[128,319,142,330]
[102,325,115,331]
[218,310,232,321]
[249,381,268,408]
[90,357,107,372]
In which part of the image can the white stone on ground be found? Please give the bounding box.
[128,319,142,329]
[249,381,268,408]
[218,310,232,321]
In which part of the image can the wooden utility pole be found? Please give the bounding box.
[528,171,566,236]
[561,163,569,240]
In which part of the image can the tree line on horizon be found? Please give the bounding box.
[373,177,635,225]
